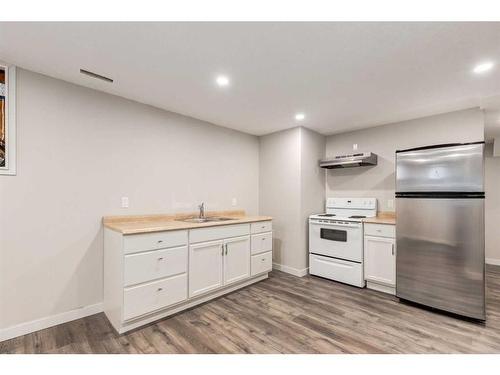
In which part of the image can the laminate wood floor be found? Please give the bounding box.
[2,266,500,354]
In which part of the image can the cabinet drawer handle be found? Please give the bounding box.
[392,244,395,255]
[157,287,163,292]
[158,257,164,261]
[261,237,266,240]
[261,258,266,262]
[157,240,163,243]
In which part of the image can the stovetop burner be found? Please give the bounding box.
[349,215,366,219]
[317,214,336,217]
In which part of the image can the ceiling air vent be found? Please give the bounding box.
[80,69,113,83]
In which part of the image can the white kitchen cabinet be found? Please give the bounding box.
[104,228,189,332]
[189,240,224,298]
[223,235,250,285]
[189,235,250,296]
[104,219,272,334]
[364,236,395,284]
[363,223,396,295]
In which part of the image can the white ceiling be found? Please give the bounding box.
[1,22,500,136]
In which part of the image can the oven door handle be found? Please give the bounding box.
[309,221,361,228]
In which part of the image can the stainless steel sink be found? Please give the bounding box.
[206,217,234,221]
[178,217,210,223]
[177,217,234,223]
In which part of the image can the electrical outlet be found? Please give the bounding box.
[387,199,394,209]
[121,197,129,208]
[353,143,358,151]
[232,198,237,206]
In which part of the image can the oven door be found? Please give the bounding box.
[309,220,363,262]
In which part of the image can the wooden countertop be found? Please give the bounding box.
[362,212,396,225]
[103,210,272,235]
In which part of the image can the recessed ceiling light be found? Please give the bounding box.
[473,61,494,74]
[295,113,306,121]
[215,75,230,87]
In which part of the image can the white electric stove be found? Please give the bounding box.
[309,198,377,287]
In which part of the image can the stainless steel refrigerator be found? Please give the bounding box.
[395,142,485,320]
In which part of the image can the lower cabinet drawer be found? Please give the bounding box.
[251,232,272,255]
[364,223,395,238]
[124,246,187,286]
[251,221,273,234]
[123,273,187,320]
[251,251,272,276]
[309,254,364,287]
[123,230,188,254]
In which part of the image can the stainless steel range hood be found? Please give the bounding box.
[319,152,378,169]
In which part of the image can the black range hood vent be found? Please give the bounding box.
[319,152,378,169]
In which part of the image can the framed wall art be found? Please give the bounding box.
[0,62,16,175]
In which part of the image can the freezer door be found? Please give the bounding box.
[396,143,484,192]
[396,197,485,319]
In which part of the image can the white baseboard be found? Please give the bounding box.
[486,258,500,266]
[272,259,500,275]
[0,302,103,342]
[366,281,396,295]
[273,262,309,277]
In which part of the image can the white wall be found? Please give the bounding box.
[325,108,484,212]
[485,143,500,264]
[259,127,325,275]
[0,69,259,331]
[259,128,302,272]
[299,127,326,255]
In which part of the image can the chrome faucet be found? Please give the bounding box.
[198,202,205,219]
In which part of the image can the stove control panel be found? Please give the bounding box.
[326,197,377,210]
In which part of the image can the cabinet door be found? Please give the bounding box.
[223,235,250,286]
[364,236,396,286]
[189,240,223,298]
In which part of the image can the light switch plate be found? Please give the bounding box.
[231,198,237,206]
[121,197,129,208]
[353,143,358,150]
